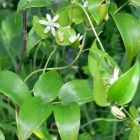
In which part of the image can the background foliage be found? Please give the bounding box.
[0,0,140,140]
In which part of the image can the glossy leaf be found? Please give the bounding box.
[129,0,140,7]
[0,71,31,105]
[26,28,41,54]
[54,103,80,140]
[17,0,52,12]
[17,97,53,140]
[59,80,93,105]
[55,26,76,46]
[33,71,63,102]
[113,13,140,63]
[108,62,140,105]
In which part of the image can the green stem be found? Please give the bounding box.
[80,118,123,129]
[114,1,129,14]
[75,3,105,52]
[24,47,83,82]
[43,46,57,74]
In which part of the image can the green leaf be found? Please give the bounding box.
[78,133,91,140]
[55,26,76,46]
[113,13,140,64]
[68,4,85,25]
[129,0,140,7]
[0,71,31,106]
[59,80,93,105]
[33,71,63,102]
[93,72,110,106]
[87,0,109,25]
[54,103,80,140]
[34,125,54,140]
[33,16,49,39]
[88,41,117,79]
[26,28,41,54]
[108,61,140,105]
[17,0,52,12]
[0,130,5,140]
[56,6,70,26]
[129,125,140,140]
[1,12,22,44]
[109,2,117,15]
[129,106,140,119]
[17,97,53,140]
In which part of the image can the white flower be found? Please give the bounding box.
[69,33,84,43]
[82,0,88,8]
[109,67,119,85]
[111,106,126,119]
[39,14,60,36]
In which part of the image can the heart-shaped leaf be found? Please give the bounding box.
[33,71,63,102]
[54,103,80,140]
[108,61,140,105]
[26,28,41,54]
[0,71,31,106]
[17,97,53,140]
[113,13,140,64]
[59,80,93,105]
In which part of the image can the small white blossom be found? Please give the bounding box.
[82,0,88,8]
[39,14,60,36]
[69,33,84,43]
[109,67,119,85]
[111,106,126,119]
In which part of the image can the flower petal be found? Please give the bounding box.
[39,20,48,25]
[46,14,52,21]
[44,26,51,34]
[54,23,60,28]
[51,27,56,36]
[69,35,76,43]
[76,33,80,39]
[52,15,59,22]
[79,35,84,41]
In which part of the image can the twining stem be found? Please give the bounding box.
[80,118,123,129]
[24,47,83,82]
[43,46,58,74]
[114,1,129,14]
[75,3,105,52]
[16,11,27,74]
